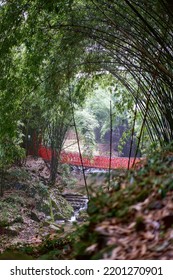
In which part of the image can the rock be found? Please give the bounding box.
[50,193,74,220]
[49,224,62,232]
[54,219,65,224]
[62,193,88,211]
[54,213,65,220]
[27,187,37,197]
[36,200,50,215]
[0,202,19,227]
[76,210,88,222]
[14,183,28,191]
[30,211,40,222]
[4,225,21,236]
[3,194,25,206]
[42,221,50,226]
[36,182,49,198]
[12,216,24,224]
[37,212,46,221]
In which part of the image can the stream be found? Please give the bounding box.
[68,199,88,222]
[66,168,108,222]
[59,168,109,223]
[62,193,88,222]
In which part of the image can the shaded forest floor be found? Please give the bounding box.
[1,144,173,259]
[0,157,85,257]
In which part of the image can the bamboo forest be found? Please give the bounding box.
[0,0,173,260]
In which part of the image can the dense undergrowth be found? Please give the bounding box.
[71,144,173,259]
[1,144,173,259]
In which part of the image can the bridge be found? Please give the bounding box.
[38,145,141,169]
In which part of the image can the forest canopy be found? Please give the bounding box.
[0,0,173,166]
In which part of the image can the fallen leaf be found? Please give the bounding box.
[142,231,155,240]
[85,243,98,253]
[109,246,122,259]
[155,241,169,252]
[141,244,147,256]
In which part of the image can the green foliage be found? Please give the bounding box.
[0,0,173,170]
[74,78,145,157]
[0,134,25,168]
[71,143,173,258]
[0,201,19,227]
[59,164,78,189]
[75,109,99,154]
[0,250,34,260]
[118,128,131,155]
[8,168,31,181]
[36,182,49,197]
[0,230,75,259]
[85,87,112,140]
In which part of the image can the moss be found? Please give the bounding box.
[50,194,73,220]
[3,194,25,205]
[8,168,31,180]
[0,201,19,227]
[13,215,24,224]
[0,219,9,227]
[36,182,49,197]
[38,200,50,215]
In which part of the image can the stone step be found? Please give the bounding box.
[62,193,88,210]
[62,193,88,199]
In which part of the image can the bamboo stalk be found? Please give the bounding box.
[71,105,90,199]
[108,100,112,190]
[68,82,90,199]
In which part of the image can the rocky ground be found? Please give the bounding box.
[0,156,88,255]
[1,145,173,260]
